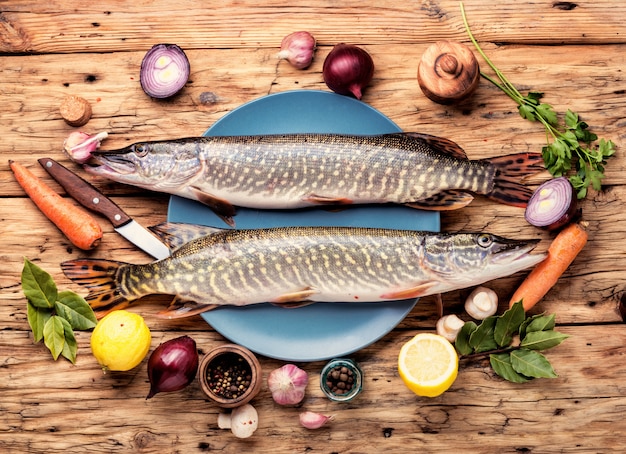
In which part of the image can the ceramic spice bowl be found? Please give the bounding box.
[198,343,262,408]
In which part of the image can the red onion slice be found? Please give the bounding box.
[524,177,579,230]
[140,44,190,99]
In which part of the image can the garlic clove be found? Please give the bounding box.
[465,286,499,320]
[277,31,316,69]
[267,363,308,405]
[436,314,466,342]
[299,411,334,430]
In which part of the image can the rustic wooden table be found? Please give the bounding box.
[2,1,626,452]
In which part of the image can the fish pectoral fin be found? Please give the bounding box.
[269,288,318,308]
[150,222,226,250]
[380,282,436,300]
[189,187,237,226]
[398,132,468,160]
[406,191,474,211]
[156,296,219,319]
[304,194,354,205]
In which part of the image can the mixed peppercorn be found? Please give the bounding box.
[205,353,252,399]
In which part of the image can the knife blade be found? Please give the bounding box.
[38,158,171,260]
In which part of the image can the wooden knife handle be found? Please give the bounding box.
[38,158,131,228]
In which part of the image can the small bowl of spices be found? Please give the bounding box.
[198,343,262,408]
[320,358,363,402]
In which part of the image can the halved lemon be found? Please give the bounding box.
[398,332,459,397]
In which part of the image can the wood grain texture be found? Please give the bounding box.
[2,0,626,452]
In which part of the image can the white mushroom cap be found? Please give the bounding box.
[229,404,258,438]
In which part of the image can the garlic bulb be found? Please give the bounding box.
[436,314,465,342]
[267,364,308,405]
[465,286,499,320]
[299,411,334,429]
[277,31,316,69]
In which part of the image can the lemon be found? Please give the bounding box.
[398,332,459,397]
[90,310,151,372]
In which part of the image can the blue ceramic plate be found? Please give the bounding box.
[167,90,440,361]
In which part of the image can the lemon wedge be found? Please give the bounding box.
[398,332,459,397]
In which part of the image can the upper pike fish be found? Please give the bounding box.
[83,132,544,226]
[61,223,546,319]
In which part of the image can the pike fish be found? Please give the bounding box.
[61,223,546,319]
[84,132,543,225]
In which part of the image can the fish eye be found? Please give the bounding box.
[477,234,493,248]
[132,143,148,156]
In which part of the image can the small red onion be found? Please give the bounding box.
[277,31,316,69]
[524,177,579,231]
[146,335,198,399]
[140,43,190,99]
[322,43,374,100]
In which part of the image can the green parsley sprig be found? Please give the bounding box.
[455,301,569,383]
[460,2,615,199]
[21,258,97,363]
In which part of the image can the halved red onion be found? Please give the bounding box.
[524,177,579,230]
[140,44,190,99]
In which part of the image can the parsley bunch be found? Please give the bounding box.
[460,3,615,199]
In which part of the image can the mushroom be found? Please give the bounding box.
[465,286,499,320]
[417,40,480,104]
[436,314,466,342]
[217,404,259,438]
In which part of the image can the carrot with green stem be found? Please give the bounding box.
[9,160,103,250]
[509,221,589,311]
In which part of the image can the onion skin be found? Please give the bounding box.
[140,43,190,99]
[524,177,579,231]
[146,335,199,399]
[322,43,374,100]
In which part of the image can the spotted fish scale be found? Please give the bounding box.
[85,132,544,225]
[61,225,546,319]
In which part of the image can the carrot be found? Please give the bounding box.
[9,160,103,250]
[509,221,589,311]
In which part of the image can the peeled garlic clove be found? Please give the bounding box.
[436,314,466,342]
[465,286,498,320]
[299,411,334,429]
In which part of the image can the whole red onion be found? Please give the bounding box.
[146,335,199,399]
[322,43,374,100]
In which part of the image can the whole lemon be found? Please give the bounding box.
[90,310,151,372]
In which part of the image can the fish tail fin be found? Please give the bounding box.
[61,259,131,318]
[485,152,544,207]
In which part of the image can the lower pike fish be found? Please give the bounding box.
[61,223,546,319]
[83,132,543,226]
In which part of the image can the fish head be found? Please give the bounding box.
[84,140,201,191]
[423,232,546,289]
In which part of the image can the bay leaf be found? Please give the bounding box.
[490,352,531,383]
[43,316,66,361]
[469,316,498,353]
[521,330,570,351]
[510,349,557,379]
[55,290,97,330]
[494,300,525,347]
[60,317,78,364]
[455,321,477,356]
[21,258,57,309]
[26,302,51,343]
[525,314,556,333]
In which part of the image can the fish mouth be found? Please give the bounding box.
[85,150,136,176]
[491,238,546,268]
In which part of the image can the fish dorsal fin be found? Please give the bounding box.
[149,222,227,251]
[405,190,474,210]
[395,132,468,160]
[156,296,219,319]
[190,186,237,227]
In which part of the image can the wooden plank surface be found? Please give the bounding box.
[2,0,626,452]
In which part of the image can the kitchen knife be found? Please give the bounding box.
[38,158,171,260]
